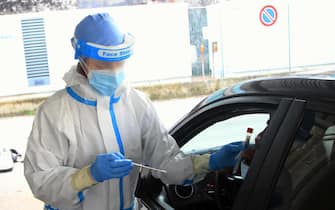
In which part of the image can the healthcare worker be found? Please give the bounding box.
[24,13,243,210]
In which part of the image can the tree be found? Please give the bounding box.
[0,0,75,15]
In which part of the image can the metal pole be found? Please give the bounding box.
[212,49,215,78]
[201,57,205,80]
[219,4,225,79]
[288,2,292,73]
[200,42,205,80]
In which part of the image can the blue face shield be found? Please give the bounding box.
[71,13,135,62]
[73,13,132,96]
[87,69,125,96]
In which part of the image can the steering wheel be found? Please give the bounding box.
[214,169,244,210]
[214,171,226,210]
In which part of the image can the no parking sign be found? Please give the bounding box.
[260,5,278,26]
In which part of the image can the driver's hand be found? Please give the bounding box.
[209,142,244,171]
[241,145,256,165]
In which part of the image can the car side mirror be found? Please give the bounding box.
[9,149,23,163]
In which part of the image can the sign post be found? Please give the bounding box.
[200,42,205,79]
[212,41,218,78]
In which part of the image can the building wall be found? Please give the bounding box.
[1,1,335,97]
[0,3,192,96]
[205,0,335,78]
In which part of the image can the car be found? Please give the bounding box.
[0,147,22,172]
[135,76,335,210]
[0,147,14,172]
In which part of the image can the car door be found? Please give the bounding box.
[137,96,303,210]
[233,98,307,210]
[238,99,335,210]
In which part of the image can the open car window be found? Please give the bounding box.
[181,113,270,155]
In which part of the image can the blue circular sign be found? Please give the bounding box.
[260,5,278,26]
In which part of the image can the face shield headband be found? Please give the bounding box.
[72,33,134,62]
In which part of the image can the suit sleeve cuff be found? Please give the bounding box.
[71,165,97,192]
[191,154,210,176]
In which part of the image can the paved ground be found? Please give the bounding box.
[0,96,204,210]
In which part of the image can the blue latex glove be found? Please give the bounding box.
[90,152,133,182]
[209,141,244,171]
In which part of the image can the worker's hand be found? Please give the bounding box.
[90,152,133,182]
[209,141,244,171]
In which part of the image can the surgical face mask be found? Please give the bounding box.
[87,69,125,96]
[79,58,125,96]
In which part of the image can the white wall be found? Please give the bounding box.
[217,0,290,76]
[0,3,192,97]
[0,15,30,96]
[205,5,225,79]
[1,1,335,97]
[205,0,335,77]
[289,0,335,68]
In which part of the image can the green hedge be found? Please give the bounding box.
[0,74,279,118]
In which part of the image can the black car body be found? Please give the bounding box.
[136,76,335,210]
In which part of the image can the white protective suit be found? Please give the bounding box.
[24,66,207,210]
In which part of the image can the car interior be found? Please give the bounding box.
[277,112,335,210]
[137,110,335,210]
[137,110,272,210]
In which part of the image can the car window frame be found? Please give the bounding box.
[170,95,281,147]
[138,96,299,210]
[169,95,294,210]
[233,98,306,210]
[138,95,283,209]
[263,101,335,210]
